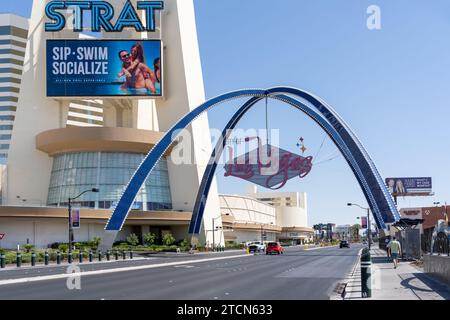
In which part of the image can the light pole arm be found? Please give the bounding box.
[70,189,93,201]
[349,203,369,211]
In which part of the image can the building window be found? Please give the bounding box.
[47,152,172,210]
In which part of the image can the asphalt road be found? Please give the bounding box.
[0,245,362,300]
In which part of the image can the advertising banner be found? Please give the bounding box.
[71,208,81,229]
[385,177,432,196]
[47,40,162,97]
[361,216,367,229]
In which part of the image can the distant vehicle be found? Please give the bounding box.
[266,242,284,255]
[340,240,350,248]
[248,241,265,253]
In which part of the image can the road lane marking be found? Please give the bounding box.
[0,254,251,286]
[304,245,339,251]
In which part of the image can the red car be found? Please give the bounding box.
[266,242,284,255]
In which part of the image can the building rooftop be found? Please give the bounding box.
[0,13,29,29]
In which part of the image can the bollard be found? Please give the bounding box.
[44,251,49,265]
[56,251,61,265]
[79,251,83,264]
[68,251,73,264]
[89,251,93,262]
[0,253,5,268]
[130,250,133,260]
[31,251,36,267]
[361,247,372,298]
[98,250,102,262]
[106,250,111,261]
[114,250,119,260]
[16,252,22,267]
[122,251,126,260]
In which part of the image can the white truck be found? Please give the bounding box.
[247,241,266,253]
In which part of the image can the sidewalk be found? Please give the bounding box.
[344,246,450,300]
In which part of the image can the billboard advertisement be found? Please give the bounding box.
[47,40,162,97]
[385,177,432,196]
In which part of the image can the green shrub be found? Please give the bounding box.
[179,239,190,249]
[162,233,175,246]
[143,232,157,246]
[126,233,139,246]
[23,244,35,253]
[225,242,244,249]
[88,237,101,249]
[58,244,69,253]
[113,242,130,252]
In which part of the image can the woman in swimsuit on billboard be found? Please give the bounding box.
[118,43,157,94]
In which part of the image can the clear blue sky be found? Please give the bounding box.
[4,0,450,227]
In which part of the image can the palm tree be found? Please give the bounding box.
[351,224,361,242]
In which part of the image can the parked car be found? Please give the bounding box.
[248,241,265,253]
[340,240,350,248]
[266,242,284,255]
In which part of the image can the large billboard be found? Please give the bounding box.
[47,40,162,97]
[385,177,432,196]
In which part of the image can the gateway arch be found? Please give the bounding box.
[101,87,400,248]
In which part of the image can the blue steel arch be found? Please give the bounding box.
[105,87,400,238]
[188,93,396,234]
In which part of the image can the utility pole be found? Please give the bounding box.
[367,207,371,250]
[212,217,215,251]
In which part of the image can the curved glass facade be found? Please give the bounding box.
[47,152,172,210]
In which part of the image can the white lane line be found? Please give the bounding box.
[0,254,250,286]
[304,245,339,251]
[174,265,195,269]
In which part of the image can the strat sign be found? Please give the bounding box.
[224,137,313,190]
[45,1,164,32]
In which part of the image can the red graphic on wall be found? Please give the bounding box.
[224,136,313,190]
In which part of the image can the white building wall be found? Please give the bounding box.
[220,194,276,225]
[0,218,132,249]
[277,207,308,228]
[231,230,276,244]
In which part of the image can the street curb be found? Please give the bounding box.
[0,253,252,286]
[330,247,363,300]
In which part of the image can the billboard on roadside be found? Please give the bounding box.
[47,39,162,97]
[385,177,432,196]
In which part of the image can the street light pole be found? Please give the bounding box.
[68,188,99,257]
[367,207,371,250]
[261,225,263,243]
[212,217,215,251]
[348,203,371,249]
[68,197,72,254]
